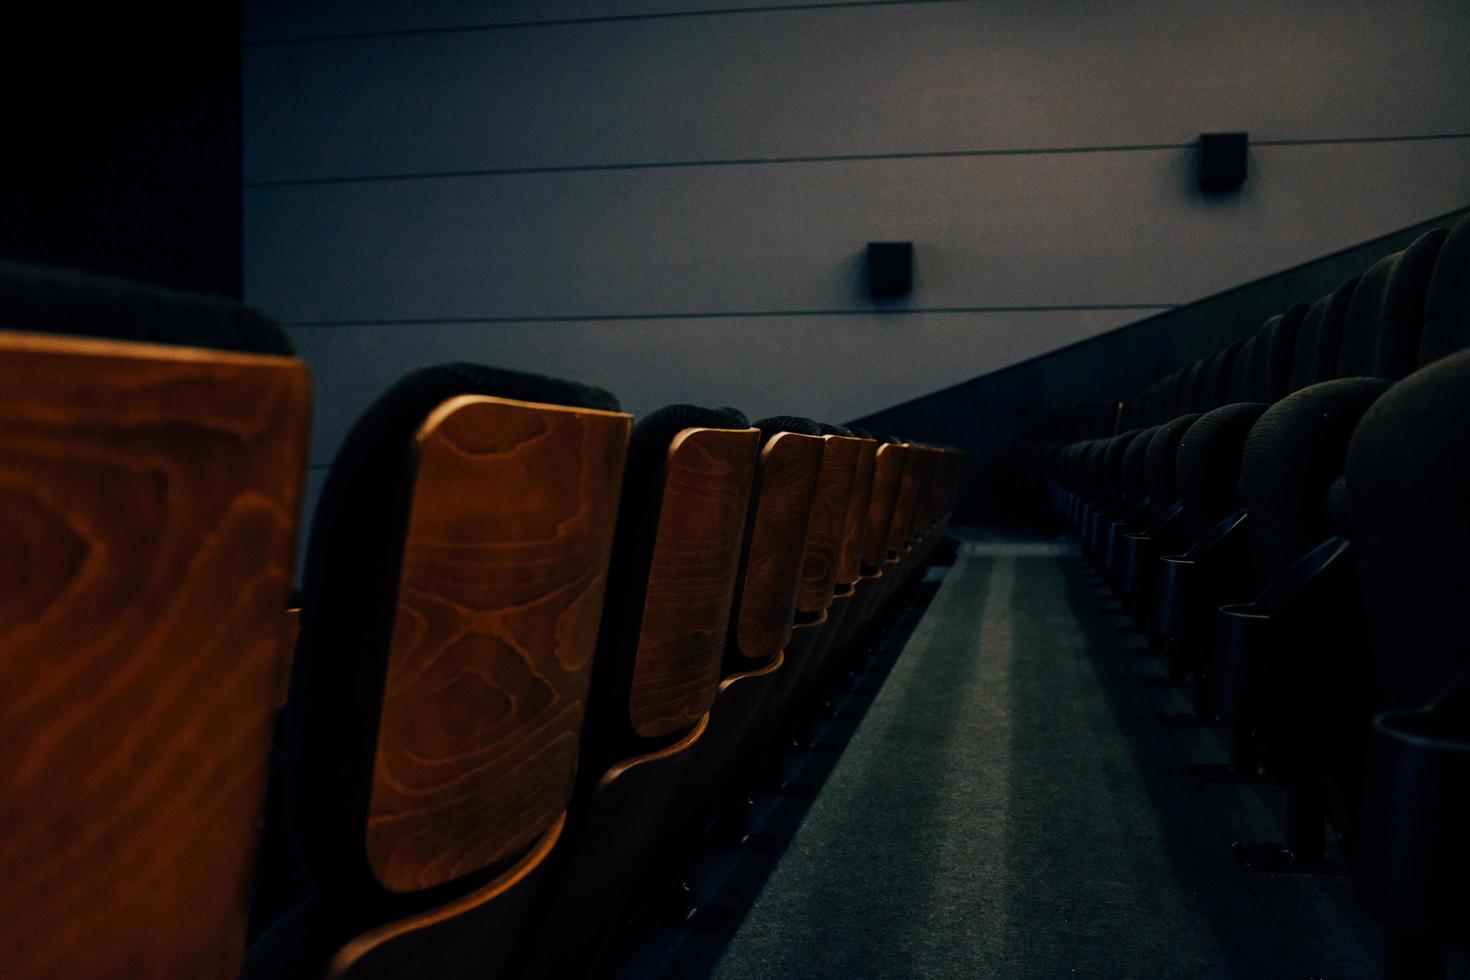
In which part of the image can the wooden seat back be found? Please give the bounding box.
[366,395,630,893]
[794,435,864,616]
[835,438,880,586]
[0,332,309,980]
[625,426,760,739]
[862,443,906,571]
[729,432,824,662]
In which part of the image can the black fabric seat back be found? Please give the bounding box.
[1204,340,1245,408]
[1121,425,1159,504]
[1181,358,1209,413]
[1240,230,1444,588]
[1336,254,1401,377]
[0,258,292,355]
[1288,277,1357,391]
[1104,429,1143,509]
[1374,228,1449,378]
[1145,413,1201,534]
[1347,346,1470,708]
[1261,304,1308,401]
[1224,336,1257,403]
[1417,212,1470,367]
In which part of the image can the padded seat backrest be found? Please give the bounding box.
[1262,303,1308,401]
[1180,359,1208,414]
[1203,340,1244,409]
[1122,425,1159,501]
[285,365,629,900]
[1104,430,1142,507]
[1225,336,1257,403]
[586,405,759,746]
[1417,213,1470,367]
[1375,228,1449,378]
[1288,294,1332,392]
[1336,253,1400,377]
[1347,347,1470,707]
[0,259,294,355]
[1145,414,1202,528]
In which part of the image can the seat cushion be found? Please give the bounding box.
[1175,403,1268,543]
[1239,378,1391,588]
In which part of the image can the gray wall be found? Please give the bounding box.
[243,0,1470,532]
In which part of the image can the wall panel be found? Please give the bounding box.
[245,1,1470,183]
[248,139,1470,325]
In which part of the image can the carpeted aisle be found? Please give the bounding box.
[708,531,1382,980]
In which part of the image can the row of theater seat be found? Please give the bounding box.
[0,259,963,980]
[1045,212,1469,979]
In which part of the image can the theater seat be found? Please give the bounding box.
[1347,348,1470,978]
[245,364,631,980]
[1213,224,1454,861]
[1242,230,1445,592]
[508,405,759,979]
[0,261,309,980]
[646,419,824,890]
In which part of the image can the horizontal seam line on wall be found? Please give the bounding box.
[281,304,1176,328]
[245,0,975,46]
[243,133,1470,188]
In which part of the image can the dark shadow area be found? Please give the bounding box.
[1051,555,1382,979]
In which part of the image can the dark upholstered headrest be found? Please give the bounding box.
[1262,303,1308,401]
[0,259,293,355]
[1375,227,1447,379]
[818,422,854,437]
[1311,275,1359,384]
[849,426,876,440]
[1337,253,1399,378]
[1203,340,1243,409]
[1419,213,1470,367]
[753,415,823,446]
[1226,336,1257,403]
[1289,295,1331,393]
[285,362,620,901]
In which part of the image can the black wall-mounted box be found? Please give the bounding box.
[867,241,913,296]
[1199,132,1248,192]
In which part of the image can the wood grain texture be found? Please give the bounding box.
[733,432,823,661]
[0,332,309,980]
[862,443,905,570]
[328,814,566,980]
[795,435,863,615]
[366,396,631,893]
[835,439,878,587]
[628,427,759,739]
[886,445,921,554]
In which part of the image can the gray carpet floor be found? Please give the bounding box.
[707,531,1388,980]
